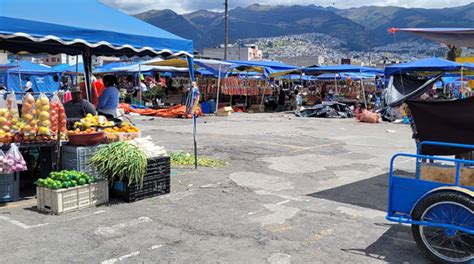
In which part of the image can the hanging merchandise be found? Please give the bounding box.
[49,94,67,134]
[0,95,12,143]
[6,92,20,133]
[4,143,27,173]
[36,93,51,136]
[21,93,37,136]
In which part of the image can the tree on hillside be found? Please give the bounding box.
[446,45,462,61]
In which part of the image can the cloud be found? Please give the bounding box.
[100,0,474,14]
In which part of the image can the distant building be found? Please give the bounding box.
[202,44,263,61]
[275,56,325,67]
[42,54,83,66]
[92,56,120,67]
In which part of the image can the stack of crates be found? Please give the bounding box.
[0,173,20,202]
[61,145,103,180]
[112,156,170,202]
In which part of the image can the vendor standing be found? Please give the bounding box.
[64,88,97,126]
[98,75,120,119]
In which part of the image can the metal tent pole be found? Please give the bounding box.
[215,64,222,114]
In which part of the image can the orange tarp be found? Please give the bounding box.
[119,103,201,119]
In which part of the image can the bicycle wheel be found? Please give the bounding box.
[412,191,474,264]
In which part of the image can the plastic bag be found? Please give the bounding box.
[357,109,380,123]
[49,94,67,134]
[5,143,27,173]
[0,149,7,174]
[35,93,51,135]
[6,92,20,132]
[21,93,37,135]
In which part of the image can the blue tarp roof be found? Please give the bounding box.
[384,58,463,76]
[228,60,298,78]
[0,0,193,57]
[52,63,70,72]
[303,65,383,75]
[64,63,86,75]
[0,61,59,94]
[95,62,133,72]
[1,61,57,74]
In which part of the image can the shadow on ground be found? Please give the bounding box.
[307,170,415,212]
[307,172,390,211]
[341,224,428,264]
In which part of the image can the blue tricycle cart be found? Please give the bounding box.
[387,141,473,264]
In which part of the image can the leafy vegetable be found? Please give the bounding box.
[89,142,147,187]
[170,152,226,167]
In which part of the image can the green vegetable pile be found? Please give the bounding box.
[36,170,95,190]
[89,142,147,187]
[170,152,226,167]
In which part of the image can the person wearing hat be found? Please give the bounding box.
[64,87,97,125]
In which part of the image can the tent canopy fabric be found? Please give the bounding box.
[52,63,70,72]
[2,60,57,74]
[384,58,464,76]
[0,61,59,93]
[0,0,193,57]
[228,60,298,79]
[111,63,189,73]
[303,65,383,75]
[407,97,474,155]
[392,28,474,49]
[64,63,87,75]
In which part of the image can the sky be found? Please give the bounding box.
[100,0,474,14]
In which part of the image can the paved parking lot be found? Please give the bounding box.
[0,113,428,263]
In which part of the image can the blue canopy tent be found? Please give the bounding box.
[228,60,299,79]
[0,0,194,100]
[384,58,464,76]
[0,61,59,94]
[383,58,473,107]
[303,64,383,75]
[0,0,199,166]
[52,64,70,72]
[94,62,133,74]
[63,63,87,75]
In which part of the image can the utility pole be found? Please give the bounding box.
[224,0,228,60]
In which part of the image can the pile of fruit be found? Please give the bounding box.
[36,170,95,190]
[21,93,37,135]
[103,122,140,142]
[50,95,67,134]
[67,127,98,135]
[74,114,113,129]
[35,94,51,135]
[0,108,12,143]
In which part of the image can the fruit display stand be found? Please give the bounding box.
[37,180,108,214]
[111,156,170,202]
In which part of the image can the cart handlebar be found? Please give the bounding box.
[417,141,474,154]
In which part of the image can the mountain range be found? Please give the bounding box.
[134,3,474,51]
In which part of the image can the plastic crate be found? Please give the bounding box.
[0,173,20,202]
[36,180,108,214]
[112,156,170,202]
[61,145,103,179]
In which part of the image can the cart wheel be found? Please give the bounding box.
[412,191,474,264]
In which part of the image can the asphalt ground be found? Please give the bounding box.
[0,113,428,263]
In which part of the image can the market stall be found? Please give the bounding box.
[0,0,195,209]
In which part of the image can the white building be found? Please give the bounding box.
[42,54,83,66]
[202,44,263,61]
